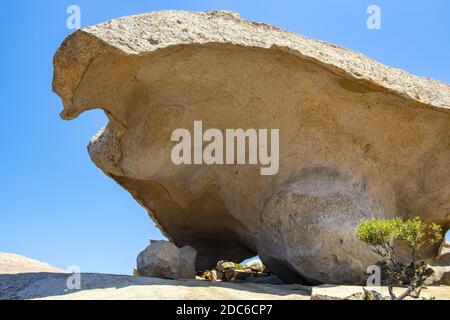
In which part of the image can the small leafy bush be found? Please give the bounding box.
[233,263,245,270]
[356,217,442,300]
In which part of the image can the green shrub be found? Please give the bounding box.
[356,217,442,300]
[233,263,245,270]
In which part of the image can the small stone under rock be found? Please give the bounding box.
[245,259,265,272]
[198,260,276,284]
[216,260,236,272]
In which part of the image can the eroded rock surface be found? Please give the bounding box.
[53,10,450,284]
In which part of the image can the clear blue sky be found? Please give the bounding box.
[0,0,449,275]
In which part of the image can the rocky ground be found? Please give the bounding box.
[0,253,448,300]
[1,272,311,300]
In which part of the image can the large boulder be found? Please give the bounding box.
[52,10,450,284]
[137,240,197,279]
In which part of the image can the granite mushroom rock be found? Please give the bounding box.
[53,10,450,284]
[137,240,197,280]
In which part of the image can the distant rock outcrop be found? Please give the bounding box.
[0,253,63,275]
[53,10,450,284]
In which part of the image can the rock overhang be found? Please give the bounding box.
[53,10,450,117]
